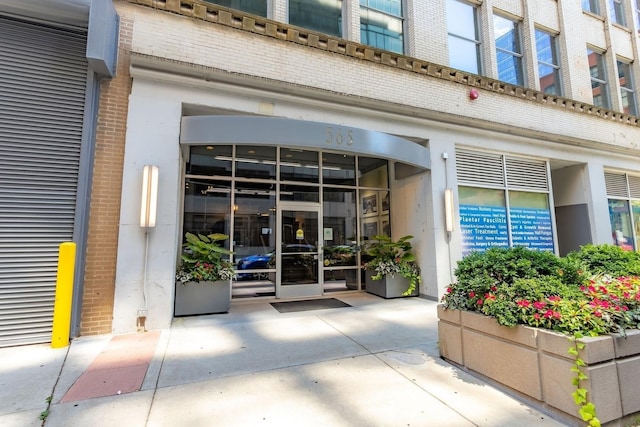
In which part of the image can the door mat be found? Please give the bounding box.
[270,298,351,313]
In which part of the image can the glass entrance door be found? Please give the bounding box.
[276,203,322,298]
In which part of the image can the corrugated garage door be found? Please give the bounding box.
[0,16,88,346]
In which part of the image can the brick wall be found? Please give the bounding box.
[80,16,133,335]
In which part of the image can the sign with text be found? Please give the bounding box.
[509,208,554,251]
[460,205,509,255]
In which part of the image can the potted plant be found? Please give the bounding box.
[174,232,236,316]
[363,234,420,298]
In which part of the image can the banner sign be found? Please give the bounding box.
[509,208,554,251]
[460,205,509,255]
[460,205,554,254]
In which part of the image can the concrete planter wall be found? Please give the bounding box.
[437,305,640,426]
[364,270,418,298]
[174,280,231,316]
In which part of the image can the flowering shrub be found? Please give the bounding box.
[176,232,235,285]
[441,246,640,336]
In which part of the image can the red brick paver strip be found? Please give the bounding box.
[61,331,160,402]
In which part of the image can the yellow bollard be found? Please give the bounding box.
[51,242,76,348]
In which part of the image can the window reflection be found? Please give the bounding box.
[187,145,232,176]
[609,199,635,250]
[183,179,231,241]
[323,188,357,267]
[289,0,343,37]
[323,152,355,186]
[204,0,267,16]
[280,148,319,183]
[235,145,276,180]
[447,0,481,74]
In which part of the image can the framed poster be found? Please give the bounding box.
[362,194,378,216]
[381,192,389,213]
[380,215,390,237]
[363,220,378,238]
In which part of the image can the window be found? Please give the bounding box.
[610,0,626,26]
[617,60,638,115]
[587,48,611,108]
[360,0,404,54]
[447,0,481,74]
[636,0,640,30]
[456,150,554,255]
[494,14,524,86]
[582,0,599,14]
[205,0,267,16]
[535,29,561,95]
[604,172,640,251]
[289,0,343,38]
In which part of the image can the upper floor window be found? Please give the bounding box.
[587,48,611,109]
[206,0,267,17]
[289,0,343,38]
[582,0,600,14]
[447,0,481,74]
[617,60,638,115]
[535,29,561,95]
[610,0,627,25]
[494,14,524,86]
[360,0,404,54]
[635,0,640,30]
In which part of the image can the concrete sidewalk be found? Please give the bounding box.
[0,294,569,427]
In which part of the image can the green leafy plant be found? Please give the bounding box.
[569,333,601,427]
[176,232,235,284]
[566,244,640,278]
[364,234,421,296]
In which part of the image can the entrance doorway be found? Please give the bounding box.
[277,202,323,298]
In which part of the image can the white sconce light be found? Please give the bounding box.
[140,165,159,228]
[444,188,454,232]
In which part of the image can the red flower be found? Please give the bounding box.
[517,299,531,308]
[469,291,475,298]
[533,301,546,310]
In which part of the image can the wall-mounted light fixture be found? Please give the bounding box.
[444,188,454,232]
[140,165,159,228]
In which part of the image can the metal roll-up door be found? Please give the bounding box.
[0,16,88,347]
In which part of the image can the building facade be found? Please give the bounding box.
[5,0,640,341]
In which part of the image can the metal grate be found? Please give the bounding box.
[605,172,629,198]
[628,175,640,199]
[505,157,549,191]
[0,16,87,347]
[456,149,505,187]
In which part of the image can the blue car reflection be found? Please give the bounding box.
[236,244,316,280]
[236,252,273,280]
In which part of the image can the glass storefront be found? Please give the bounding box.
[181,145,391,298]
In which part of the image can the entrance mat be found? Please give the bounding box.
[270,298,351,313]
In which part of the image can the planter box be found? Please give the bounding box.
[438,305,640,426]
[174,280,231,316]
[364,270,418,298]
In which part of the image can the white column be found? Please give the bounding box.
[112,79,184,334]
[584,160,614,245]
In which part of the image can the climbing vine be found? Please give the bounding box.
[569,333,600,427]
